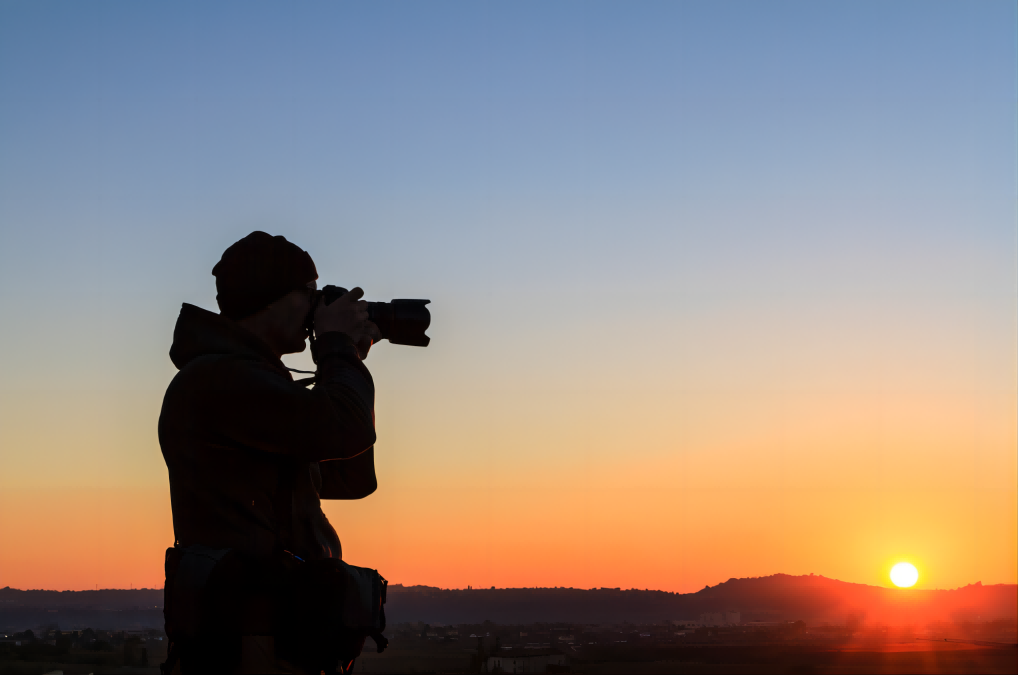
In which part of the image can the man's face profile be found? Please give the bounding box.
[236,282,316,357]
[275,286,314,355]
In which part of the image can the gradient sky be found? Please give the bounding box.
[0,1,1015,593]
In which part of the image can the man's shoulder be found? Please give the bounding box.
[169,352,290,391]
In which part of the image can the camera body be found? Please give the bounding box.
[306,285,431,362]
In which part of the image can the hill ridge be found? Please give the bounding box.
[3,574,1015,627]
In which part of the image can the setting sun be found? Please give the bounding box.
[890,562,919,588]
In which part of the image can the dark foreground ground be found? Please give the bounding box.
[2,640,1015,675]
[3,619,1016,674]
[356,640,1016,675]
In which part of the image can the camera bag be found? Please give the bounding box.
[276,556,389,674]
[163,547,387,675]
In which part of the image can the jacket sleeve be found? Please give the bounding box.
[318,449,378,500]
[187,332,376,462]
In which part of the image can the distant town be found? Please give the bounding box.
[2,616,1016,674]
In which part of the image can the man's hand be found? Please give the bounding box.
[314,287,381,360]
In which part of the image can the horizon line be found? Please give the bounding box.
[3,574,1012,595]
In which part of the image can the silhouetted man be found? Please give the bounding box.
[159,232,380,674]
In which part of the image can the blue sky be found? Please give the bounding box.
[1,1,1013,381]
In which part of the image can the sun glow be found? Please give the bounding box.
[890,562,919,588]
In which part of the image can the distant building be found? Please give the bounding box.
[487,651,567,673]
[700,611,740,626]
[671,620,700,628]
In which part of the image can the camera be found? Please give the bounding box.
[306,285,431,361]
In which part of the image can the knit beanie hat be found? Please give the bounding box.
[212,231,318,319]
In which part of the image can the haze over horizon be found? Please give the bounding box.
[0,2,1015,594]
[4,573,1013,594]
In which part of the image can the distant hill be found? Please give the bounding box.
[0,587,163,632]
[2,575,1015,631]
[384,575,1017,625]
[0,587,162,610]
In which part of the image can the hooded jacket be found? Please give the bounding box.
[159,303,377,562]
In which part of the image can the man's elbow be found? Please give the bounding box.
[331,426,376,461]
[350,473,377,499]
[320,466,377,500]
[344,453,377,498]
[348,428,377,460]
[318,446,378,499]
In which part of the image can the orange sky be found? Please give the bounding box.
[1,333,1014,593]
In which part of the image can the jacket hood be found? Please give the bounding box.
[169,303,285,372]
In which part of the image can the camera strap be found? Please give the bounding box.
[287,367,316,388]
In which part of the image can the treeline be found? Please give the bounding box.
[384,575,1018,625]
